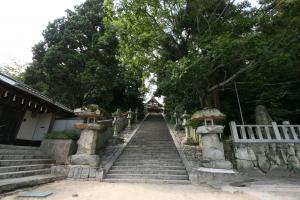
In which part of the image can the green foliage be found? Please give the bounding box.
[23,0,143,112]
[114,0,300,123]
[45,129,80,140]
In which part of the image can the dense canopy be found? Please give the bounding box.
[22,0,300,123]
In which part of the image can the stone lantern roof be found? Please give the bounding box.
[74,104,108,120]
[191,108,226,121]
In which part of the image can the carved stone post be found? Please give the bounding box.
[182,111,193,145]
[127,108,133,129]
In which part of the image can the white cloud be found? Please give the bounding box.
[0,0,85,67]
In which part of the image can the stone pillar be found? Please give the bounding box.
[135,108,138,122]
[174,112,178,126]
[182,111,193,145]
[127,109,133,129]
[197,125,233,169]
[113,116,118,137]
[112,109,121,137]
[71,123,105,167]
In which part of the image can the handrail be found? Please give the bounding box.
[229,121,300,144]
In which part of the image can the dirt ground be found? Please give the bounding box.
[1,180,259,200]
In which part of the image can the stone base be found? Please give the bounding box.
[51,165,103,181]
[202,160,233,170]
[71,154,100,167]
[182,137,194,145]
[190,167,239,184]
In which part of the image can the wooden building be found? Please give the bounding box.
[145,97,163,113]
[0,73,73,145]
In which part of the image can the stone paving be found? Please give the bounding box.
[98,123,139,169]
[104,114,190,183]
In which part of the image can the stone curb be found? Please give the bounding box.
[163,115,195,181]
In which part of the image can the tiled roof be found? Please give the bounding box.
[0,72,73,113]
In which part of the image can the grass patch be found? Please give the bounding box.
[45,129,80,140]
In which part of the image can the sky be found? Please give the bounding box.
[0,0,258,69]
[0,0,85,67]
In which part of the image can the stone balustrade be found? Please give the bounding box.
[230,121,300,175]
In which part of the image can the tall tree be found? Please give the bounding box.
[24,0,143,111]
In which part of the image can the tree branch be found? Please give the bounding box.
[207,62,256,92]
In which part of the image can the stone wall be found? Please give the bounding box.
[51,165,104,181]
[41,139,77,164]
[234,143,300,176]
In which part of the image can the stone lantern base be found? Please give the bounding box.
[182,136,194,145]
[70,154,100,167]
[197,125,233,170]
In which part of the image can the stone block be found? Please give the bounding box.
[235,147,256,161]
[95,169,104,181]
[80,167,90,179]
[202,160,233,169]
[193,167,238,184]
[77,129,98,155]
[89,168,97,178]
[71,154,100,167]
[41,139,77,164]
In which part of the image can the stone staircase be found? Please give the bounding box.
[105,114,190,184]
[0,144,65,193]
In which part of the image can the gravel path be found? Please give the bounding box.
[1,180,258,200]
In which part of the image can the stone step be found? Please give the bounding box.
[109,169,188,175]
[119,155,180,159]
[113,162,185,167]
[122,149,178,153]
[0,174,66,193]
[0,169,51,179]
[0,149,45,156]
[0,144,40,150]
[117,158,182,162]
[0,159,54,166]
[105,173,189,180]
[104,178,190,184]
[115,159,182,164]
[0,155,50,160]
[0,164,52,173]
[111,165,186,171]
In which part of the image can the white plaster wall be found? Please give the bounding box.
[17,111,53,141]
[51,119,83,132]
[32,113,53,141]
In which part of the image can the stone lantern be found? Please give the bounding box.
[192,108,233,169]
[181,111,193,145]
[112,108,122,137]
[173,111,177,125]
[135,108,138,122]
[71,105,109,167]
[127,108,133,129]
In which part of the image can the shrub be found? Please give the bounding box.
[45,129,80,140]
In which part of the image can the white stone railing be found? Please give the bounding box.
[229,121,300,143]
